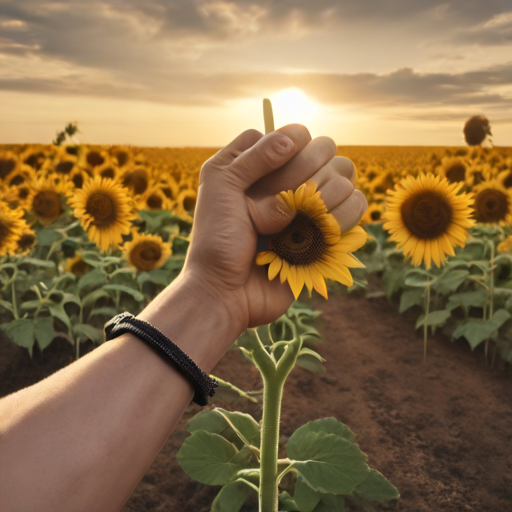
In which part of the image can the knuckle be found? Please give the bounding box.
[314,136,337,156]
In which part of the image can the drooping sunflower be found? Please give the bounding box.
[123,231,171,272]
[383,173,474,269]
[0,202,26,256]
[69,176,138,252]
[121,167,150,195]
[463,115,491,146]
[472,180,512,225]
[0,151,19,181]
[256,180,367,300]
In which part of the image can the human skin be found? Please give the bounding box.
[0,124,367,512]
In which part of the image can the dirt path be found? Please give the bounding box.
[1,292,511,511]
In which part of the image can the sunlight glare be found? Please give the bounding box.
[270,88,318,127]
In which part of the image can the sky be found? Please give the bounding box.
[1,0,512,146]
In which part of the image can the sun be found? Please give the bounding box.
[270,88,318,127]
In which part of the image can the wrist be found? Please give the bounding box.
[137,272,246,374]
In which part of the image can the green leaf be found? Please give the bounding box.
[287,431,369,494]
[188,408,261,449]
[104,284,144,302]
[19,258,56,269]
[48,302,72,331]
[81,289,110,309]
[446,290,487,312]
[2,318,35,356]
[37,228,62,246]
[434,270,469,294]
[73,323,104,344]
[355,468,400,503]
[452,309,511,349]
[291,417,356,444]
[415,310,451,330]
[0,299,14,314]
[88,307,119,320]
[33,317,56,352]
[78,269,106,291]
[176,431,249,485]
[399,289,425,313]
[294,475,322,512]
[312,494,345,512]
[137,269,170,287]
[211,479,256,512]
[279,491,298,511]
[296,348,326,373]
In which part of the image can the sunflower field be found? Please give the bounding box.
[1,142,512,364]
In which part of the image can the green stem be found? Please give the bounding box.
[246,329,302,512]
[485,240,495,361]
[423,282,431,362]
[11,281,19,320]
[259,373,285,512]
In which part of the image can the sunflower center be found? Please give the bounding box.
[269,210,327,265]
[18,233,36,251]
[10,175,25,186]
[401,191,453,239]
[33,191,62,222]
[56,161,74,174]
[140,245,161,261]
[100,167,115,179]
[72,173,84,189]
[183,196,196,212]
[147,194,163,209]
[86,193,117,226]
[123,169,148,195]
[71,258,89,276]
[446,164,465,183]
[370,210,381,221]
[503,172,512,189]
[475,189,509,223]
[87,151,105,168]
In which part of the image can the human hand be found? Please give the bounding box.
[182,124,368,334]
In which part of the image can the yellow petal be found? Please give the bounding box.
[310,267,328,299]
[280,260,290,284]
[256,251,276,266]
[268,257,282,281]
[288,265,304,299]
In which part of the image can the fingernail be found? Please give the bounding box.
[272,134,294,154]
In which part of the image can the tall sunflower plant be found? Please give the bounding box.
[177,178,399,512]
[360,173,512,363]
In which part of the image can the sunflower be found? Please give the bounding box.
[463,115,491,146]
[256,180,367,300]
[95,162,119,180]
[472,181,512,225]
[65,252,91,277]
[123,231,171,272]
[383,173,474,269]
[69,176,138,252]
[498,170,512,189]
[361,202,385,224]
[0,202,26,256]
[498,236,512,253]
[84,149,108,168]
[16,228,36,255]
[440,157,467,184]
[138,186,173,211]
[29,176,69,226]
[121,167,150,195]
[176,189,198,221]
[0,151,19,181]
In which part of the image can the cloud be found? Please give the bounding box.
[1,64,511,112]
[453,11,512,46]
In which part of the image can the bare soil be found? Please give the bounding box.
[1,292,511,512]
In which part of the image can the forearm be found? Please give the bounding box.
[0,274,244,512]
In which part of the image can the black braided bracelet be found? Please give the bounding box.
[104,312,217,406]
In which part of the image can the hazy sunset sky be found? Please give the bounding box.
[1,0,512,146]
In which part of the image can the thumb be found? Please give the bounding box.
[228,131,295,190]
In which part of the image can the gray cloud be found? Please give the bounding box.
[1,64,511,111]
